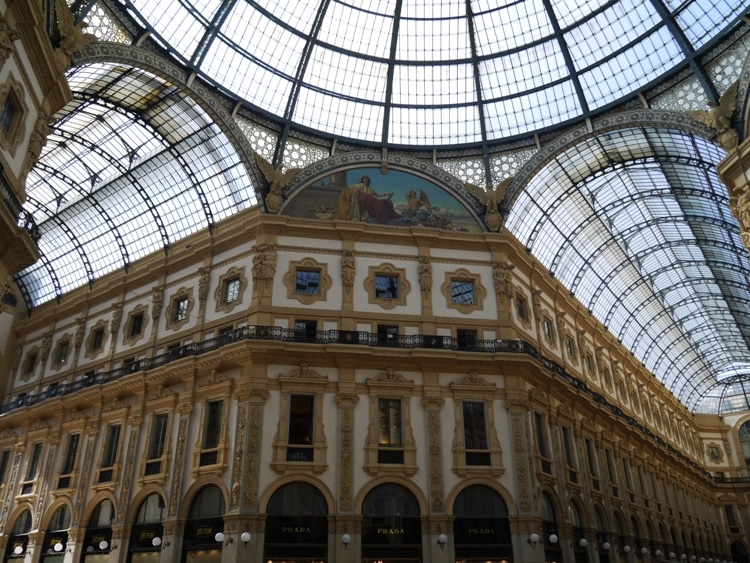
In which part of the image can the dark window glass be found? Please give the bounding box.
[0,450,9,486]
[57,341,69,363]
[60,434,79,475]
[294,320,317,342]
[463,402,488,450]
[451,280,474,304]
[543,319,553,339]
[148,414,169,460]
[130,313,144,337]
[295,269,320,294]
[203,400,223,449]
[534,412,549,457]
[377,324,398,346]
[101,425,121,468]
[174,297,188,321]
[25,354,37,374]
[224,278,240,302]
[517,297,528,319]
[93,328,104,349]
[586,438,598,476]
[562,426,576,467]
[288,395,314,444]
[378,398,402,447]
[1,96,16,133]
[375,275,399,299]
[25,443,42,480]
[457,329,477,350]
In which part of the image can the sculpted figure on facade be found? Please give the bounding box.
[687,80,739,150]
[54,0,97,71]
[418,255,432,294]
[492,260,515,299]
[0,13,19,63]
[254,152,301,214]
[341,250,355,289]
[252,243,277,287]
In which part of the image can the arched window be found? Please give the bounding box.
[128,493,165,562]
[541,493,562,561]
[41,505,71,561]
[264,482,328,562]
[82,499,115,561]
[570,501,589,562]
[453,485,513,562]
[5,510,32,560]
[361,484,421,562]
[182,485,226,563]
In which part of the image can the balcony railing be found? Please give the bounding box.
[1,165,40,243]
[0,324,711,479]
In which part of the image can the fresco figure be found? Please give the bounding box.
[335,175,401,223]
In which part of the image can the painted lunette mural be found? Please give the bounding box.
[283,167,483,233]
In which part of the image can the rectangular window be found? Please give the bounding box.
[287,395,315,462]
[58,434,79,489]
[92,328,104,350]
[57,341,69,364]
[295,269,320,294]
[585,353,594,373]
[22,443,42,494]
[378,398,403,455]
[223,278,240,303]
[98,425,121,483]
[451,280,475,304]
[0,95,17,133]
[202,400,223,450]
[130,313,144,337]
[0,449,9,487]
[145,413,169,475]
[543,319,553,340]
[25,353,37,374]
[562,426,578,483]
[377,324,399,347]
[457,329,477,351]
[534,412,552,474]
[606,448,618,496]
[463,401,491,466]
[375,275,399,299]
[516,297,528,320]
[565,337,574,357]
[725,505,740,533]
[294,320,317,343]
[585,437,599,478]
[174,298,188,321]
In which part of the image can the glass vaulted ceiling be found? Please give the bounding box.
[119,0,745,146]
[17,63,257,307]
[506,128,750,414]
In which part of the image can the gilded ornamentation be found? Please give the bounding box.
[492,260,515,299]
[54,0,98,71]
[285,363,326,379]
[169,417,189,516]
[151,286,164,321]
[687,80,739,150]
[511,413,533,512]
[201,369,228,387]
[243,405,263,509]
[338,407,354,511]
[251,243,277,288]
[117,429,138,521]
[370,367,409,383]
[464,178,512,231]
[198,267,210,311]
[253,152,301,213]
[230,404,248,511]
[426,410,444,512]
[72,438,93,526]
[457,372,491,386]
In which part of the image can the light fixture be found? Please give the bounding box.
[437,533,448,550]
[214,532,225,543]
[655,550,662,557]
[602,542,611,551]
[700,558,705,562]
[98,540,109,551]
[681,555,687,561]
[342,533,351,550]
[528,533,540,548]
[624,545,631,553]
[642,547,649,555]
[691,557,697,562]
[53,543,64,553]
[579,538,588,548]
[152,537,162,548]
[13,546,23,555]
[549,534,559,544]
[669,552,676,560]
[240,532,251,546]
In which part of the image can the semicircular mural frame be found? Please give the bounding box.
[282,166,485,233]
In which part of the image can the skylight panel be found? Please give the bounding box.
[304,47,387,103]
[551,0,610,28]
[396,14,471,61]
[673,0,745,49]
[564,0,660,71]
[294,87,383,143]
[392,63,476,106]
[473,0,553,55]
[256,0,321,32]
[480,42,569,99]
[388,105,482,145]
[580,27,682,110]
[128,0,214,59]
[319,2,393,57]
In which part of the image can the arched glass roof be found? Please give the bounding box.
[116,0,744,147]
[505,127,750,414]
[16,62,257,308]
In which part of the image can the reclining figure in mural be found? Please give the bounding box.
[335,175,402,223]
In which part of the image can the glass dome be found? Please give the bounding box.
[120,0,744,147]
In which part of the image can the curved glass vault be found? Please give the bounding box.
[506,128,750,414]
[17,63,257,307]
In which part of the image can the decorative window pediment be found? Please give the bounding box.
[283,258,331,305]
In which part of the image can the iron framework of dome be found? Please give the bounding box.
[12,0,750,415]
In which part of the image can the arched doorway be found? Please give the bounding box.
[41,505,71,562]
[80,499,115,562]
[731,541,749,563]
[594,507,610,563]
[127,493,165,563]
[570,500,588,563]
[541,493,562,563]
[181,485,225,563]
[264,481,328,563]
[452,484,513,562]
[361,483,421,562]
[4,510,32,560]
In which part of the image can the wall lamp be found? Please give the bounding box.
[549,534,559,544]
[528,533,540,548]
[152,537,168,549]
[601,542,611,551]
[623,545,631,553]
[437,533,448,550]
[214,532,233,546]
[342,533,351,550]
[240,532,251,546]
[641,547,649,556]
[655,550,662,558]
[579,538,588,548]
